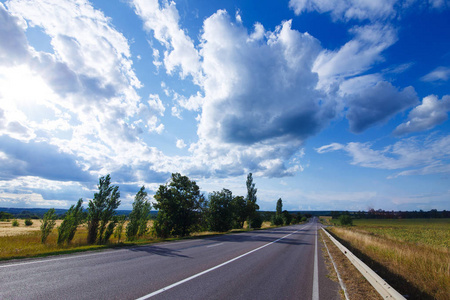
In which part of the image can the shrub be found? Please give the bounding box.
[250,214,263,229]
[12,219,19,227]
[339,214,353,226]
[272,215,283,226]
[24,218,33,226]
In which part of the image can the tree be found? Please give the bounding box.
[339,214,353,226]
[272,198,283,225]
[207,189,233,232]
[114,215,126,243]
[58,198,84,244]
[41,208,57,243]
[276,198,283,216]
[245,173,259,228]
[153,173,205,237]
[87,175,121,244]
[126,186,151,240]
[282,210,292,225]
[230,195,247,229]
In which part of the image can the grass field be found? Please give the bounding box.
[328,218,450,300]
[0,219,273,260]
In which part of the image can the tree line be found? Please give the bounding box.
[331,209,450,220]
[37,172,304,244]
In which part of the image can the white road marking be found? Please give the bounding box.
[321,228,349,300]
[312,222,319,300]
[0,250,121,269]
[206,242,224,248]
[135,229,300,300]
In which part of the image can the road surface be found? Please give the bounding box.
[0,218,340,299]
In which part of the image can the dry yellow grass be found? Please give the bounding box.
[0,220,63,237]
[329,225,450,300]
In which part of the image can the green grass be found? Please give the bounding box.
[351,218,450,248]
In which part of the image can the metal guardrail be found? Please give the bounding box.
[321,228,406,300]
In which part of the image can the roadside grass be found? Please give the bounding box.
[319,230,382,300]
[0,220,276,261]
[328,218,450,300]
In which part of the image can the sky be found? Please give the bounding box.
[0,0,449,212]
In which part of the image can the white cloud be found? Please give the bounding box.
[313,24,397,91]
[185,12,336,177]
[394,95,450,135]
[289,0,398,21]
[132,0,202,83]
[176,139,186,149]
[147,94,165,116]
[317,134,450,177]
[0,0,174,189]
[421,66,450,82]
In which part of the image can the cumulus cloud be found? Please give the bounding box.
[345,81,418,133]
[317,134,450,177]
[0,0,177,208]
[176,139,186,149]
[0,3,30,66]
[394,95,450,135]
[185,12,337,176]
[421,66,450,82]
[198,13,331,144]
[132,0,202,82]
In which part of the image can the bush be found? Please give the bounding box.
[12,219,19,227]
[339,214,353,226]
[272,215,283,226]
[24,218,33,226]
[250,214,263,229]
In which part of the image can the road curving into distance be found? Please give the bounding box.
[0,218,340,299]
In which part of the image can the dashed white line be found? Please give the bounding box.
[312,223,319,300]
[206,243,224,248]
[135,229,300,299]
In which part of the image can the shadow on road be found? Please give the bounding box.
[129,245,191,258]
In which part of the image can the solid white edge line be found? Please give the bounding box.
[0,250,120,269]
[135,228,302,300]
[312,223,319,300]
[320,228,350,300]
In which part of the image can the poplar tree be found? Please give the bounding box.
[126,186,151,240]
[245,173,259,228]
[58,198,83,244]
[87,175,120,244]
[40,208,56,243]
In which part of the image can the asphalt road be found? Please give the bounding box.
[0,218,340,299]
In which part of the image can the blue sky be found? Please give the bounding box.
[0,0,449,211]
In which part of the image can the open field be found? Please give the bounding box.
[328,218,450,300]
[0,219,273,260]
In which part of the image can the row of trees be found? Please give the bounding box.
[153,173,262,237]
[271,198,307,226]
[331,209,449,220]
[39,172,268,244]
